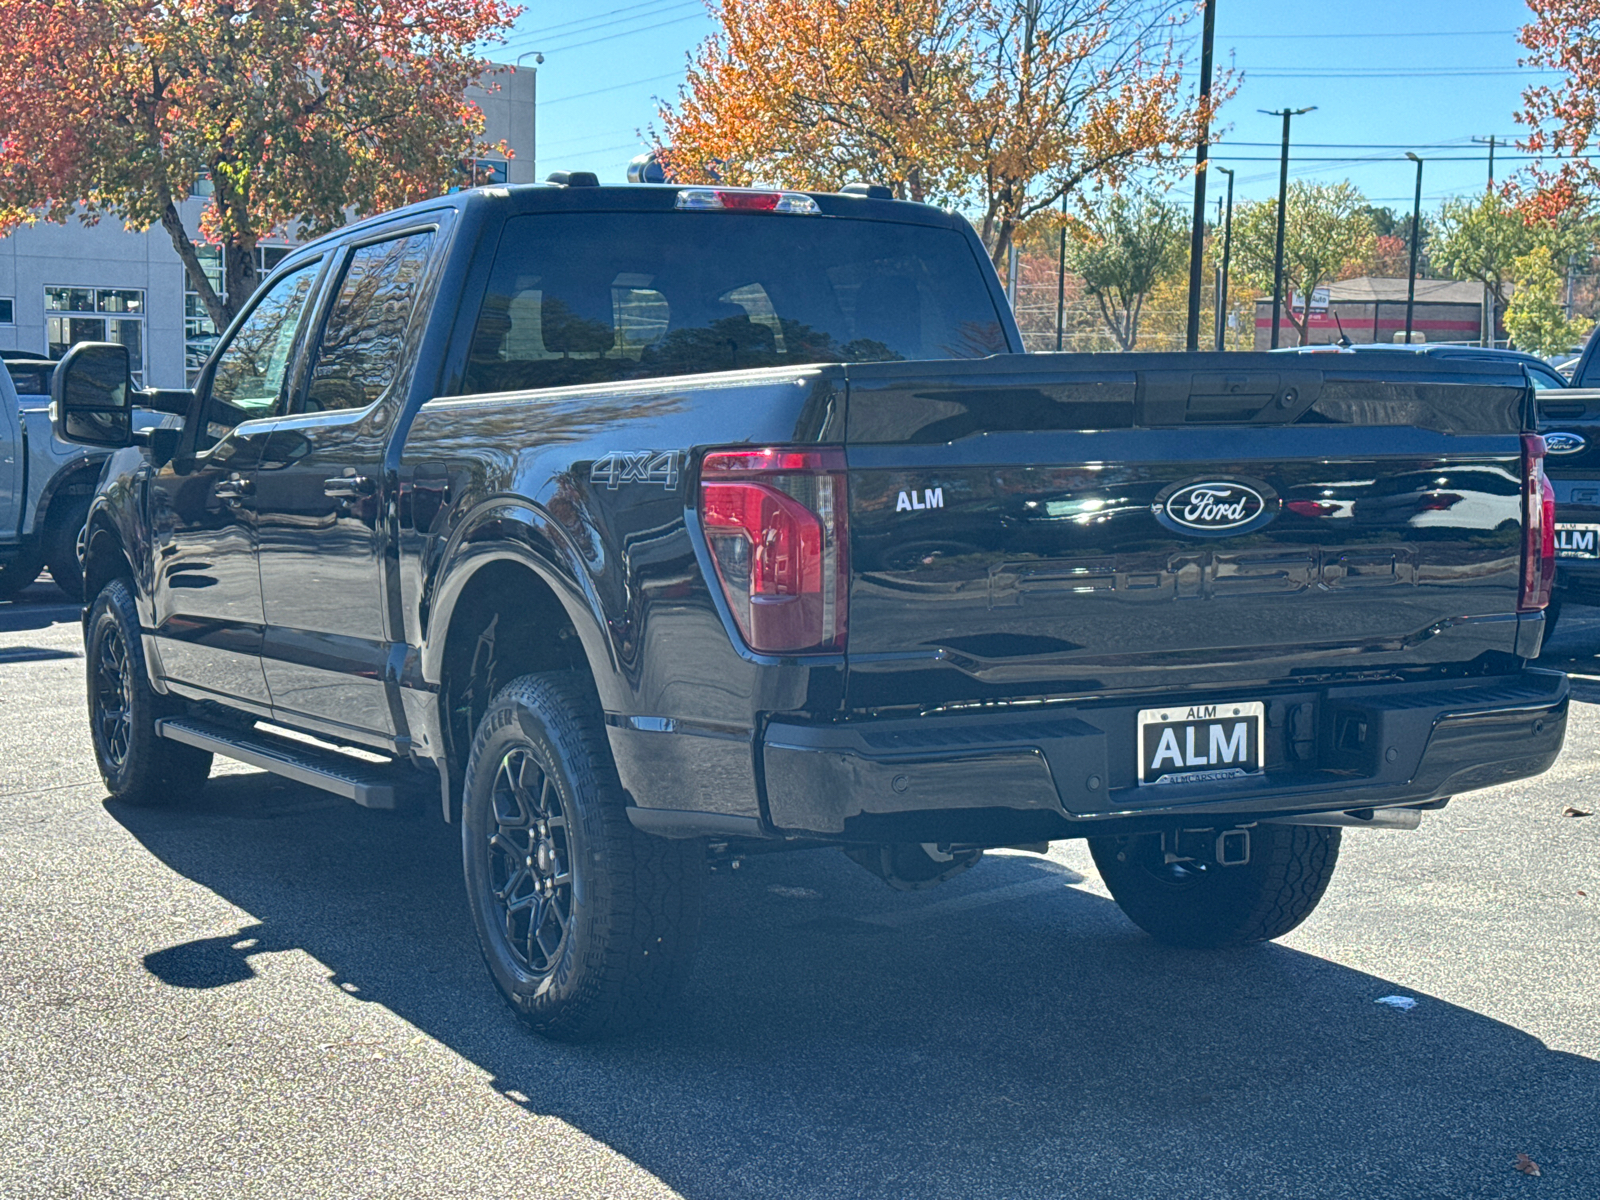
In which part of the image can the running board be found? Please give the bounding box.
[155,715,408,810]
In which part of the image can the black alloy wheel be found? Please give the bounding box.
[85,578,213,804]
[486,747,575,976]
[462,671,703,1041]
[92,616,135,771]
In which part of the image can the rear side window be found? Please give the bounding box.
[461,213,1007,394]
[305,231,435,412]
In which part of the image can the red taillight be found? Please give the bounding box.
[1520,434,1556,613]
[699,446,847,654]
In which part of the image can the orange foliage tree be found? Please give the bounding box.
[1519,0,1600,219]
[656,0,1225,269]
[0,0,520,325]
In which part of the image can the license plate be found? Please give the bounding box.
[1137,701,1264,785]
[1556,523,1600,559]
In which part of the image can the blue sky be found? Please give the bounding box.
[491,0,1548,216]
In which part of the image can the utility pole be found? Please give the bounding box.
[1214,165,1235,351]
[1056,191,1068,351]
[1404,153,1424,344]
[1184,0,1218,351]
[1471,135,1498,345]
[1471,134,1498,188]
[516,51,546,181]
[1261,107,1315,349]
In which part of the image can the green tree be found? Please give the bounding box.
[1505,245,1594,355]
[0,0,519,327]
[1433,191,1592,334]
[1064,191,1186,350]
[1232,181,1376,347]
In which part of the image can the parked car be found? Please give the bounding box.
[0,351,116,598]
[57,180,1566,1040]
[1276,342,1573,391]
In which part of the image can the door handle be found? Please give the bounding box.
[324,475,374,499]
[214,476,253,501]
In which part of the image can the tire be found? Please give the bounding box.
[45,491,94,600]
[461,671,704,1042]
[85,578,213,804]
[0,549,43,601]
[1539,594,1562,654]
[1089,824,1341,948]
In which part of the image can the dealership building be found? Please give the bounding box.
[1253,276,1495,349]
[0,69,535,389]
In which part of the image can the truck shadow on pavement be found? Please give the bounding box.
[112,780,1598,1199]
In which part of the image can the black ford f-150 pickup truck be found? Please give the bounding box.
[53,179,1566,1040]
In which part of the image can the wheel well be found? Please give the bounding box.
[438,561,590,810]
[82,518,133,603]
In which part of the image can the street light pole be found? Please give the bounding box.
[1404,152,1424,345]
[1055,191,1068,351]
[516,51,545,181]
[1214,165,1235,351]
[1261,107,1315,349]
[1184,0,1218,351]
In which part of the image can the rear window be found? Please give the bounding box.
[461,213,1007,394]
[5,361,52,396]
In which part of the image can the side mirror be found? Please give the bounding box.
[51,342,133,448]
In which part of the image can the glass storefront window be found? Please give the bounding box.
[44,287,146,386]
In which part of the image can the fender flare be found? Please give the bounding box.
[420,498,623,709]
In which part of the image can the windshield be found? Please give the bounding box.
[461,212,1008,394]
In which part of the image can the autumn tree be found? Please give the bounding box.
[1065,190,1185,350]
[1519,0,1600,219]
[0,0,519,328]
[656,0,1224,269]
[1505,245,1594,355]
[1232,181,1376,347]
[1434,190,1591,330]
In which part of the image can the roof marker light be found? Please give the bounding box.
[676,188,821,214]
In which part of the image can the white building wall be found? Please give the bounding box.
[0,65,535,390]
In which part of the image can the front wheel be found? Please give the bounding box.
[1089,824,1341,948]
[86,578,213,804]
[461,672,703,1042]
[45,491,93,599]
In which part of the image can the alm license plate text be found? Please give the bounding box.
[1556,523,1600,559]
[1137,701,1264,785]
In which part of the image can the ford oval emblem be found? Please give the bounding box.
[1544,431,1587,455]
[1155,480,1273,536]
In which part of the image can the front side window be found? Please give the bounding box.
[303,232,435,413]
[202,262,320,446]
[461,213,1007,395]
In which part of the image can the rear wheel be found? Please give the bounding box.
[86,578,213,804]
[1089,824,1340,948]
[45,491,93,599]
[461,672,703,1041]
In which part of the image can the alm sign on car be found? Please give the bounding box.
[1153,479,1276,536]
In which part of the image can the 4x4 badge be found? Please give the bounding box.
[590,451,681,490]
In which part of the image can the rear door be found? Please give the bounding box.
[254,225,439,742]
[842,356,1532,712]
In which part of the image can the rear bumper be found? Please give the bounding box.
[760,669,1568,838]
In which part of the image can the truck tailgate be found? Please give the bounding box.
[842,354,1534,711]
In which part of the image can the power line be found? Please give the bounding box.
[542,72,683,107]
[528,0,697,37]
[1224,28,1516,40]
[502,10,706,55]
[1243,67,1555,78]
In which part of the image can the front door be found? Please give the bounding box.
[148,260,323,709]
[0,377,20,539]
[254,229,437,741]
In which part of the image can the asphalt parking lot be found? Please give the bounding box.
[0,580,1595,1199]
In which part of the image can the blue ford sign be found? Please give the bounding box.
[1544,431,1587,455]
